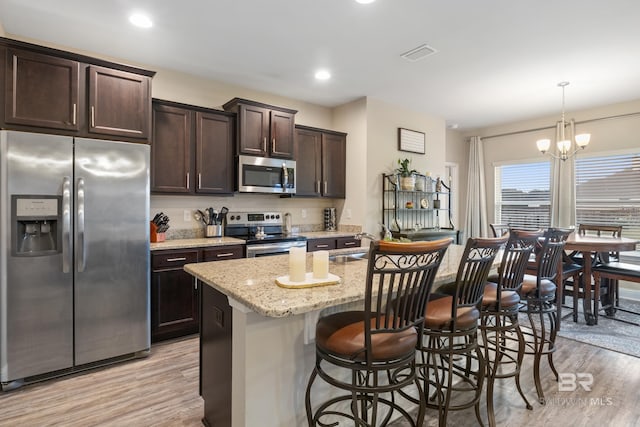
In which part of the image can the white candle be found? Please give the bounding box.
[289,247,306,282]
[313,250,329,280]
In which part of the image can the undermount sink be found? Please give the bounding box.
[329,252,368,263]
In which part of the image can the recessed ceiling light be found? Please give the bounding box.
[315,70,331,81]
[129,13,152,29]
[355,0,376,4]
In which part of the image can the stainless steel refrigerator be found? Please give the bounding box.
[0,130,150,390]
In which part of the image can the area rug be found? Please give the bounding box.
[555,298,640,358]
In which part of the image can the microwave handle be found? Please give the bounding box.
[282,163,289,189]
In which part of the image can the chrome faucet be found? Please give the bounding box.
[354,232,379,241]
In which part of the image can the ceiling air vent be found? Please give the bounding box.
[401,44,438,62]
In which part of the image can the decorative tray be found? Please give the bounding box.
[275,272,341,289]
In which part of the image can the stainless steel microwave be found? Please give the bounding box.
[237,155,296,194]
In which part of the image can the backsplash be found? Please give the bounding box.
[152,193,358,240]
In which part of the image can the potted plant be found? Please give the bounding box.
[396,158,417,190]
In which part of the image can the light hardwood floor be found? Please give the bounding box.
[1,334,638,426]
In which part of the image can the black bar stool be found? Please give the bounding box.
[519,227,572,404]
[479,229,542,426]
[305,238,452,426]
[415,235,508,426]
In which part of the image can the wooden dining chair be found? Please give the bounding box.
[490,223,510,237]
[563,224,623,319]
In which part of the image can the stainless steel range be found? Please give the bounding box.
[225,211,307,257]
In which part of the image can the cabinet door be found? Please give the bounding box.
[294,128,322,196]
[322,133,347,198]
[88,65,151,139]
[238,103,268,156]
[5,48,80,130]
[308,238,337,252]
[270,110,294,159]
[151,250,200,342]
[151,103,193,193]
[195,112,234,194]
[201,245,244,261]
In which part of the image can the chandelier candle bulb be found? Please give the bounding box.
[289,247,307,282]
[312,250,329,280]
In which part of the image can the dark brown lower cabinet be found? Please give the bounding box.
[307,235,359,252]
[200,284,233,427]
[151,244,244,343]
[151,249,200,342]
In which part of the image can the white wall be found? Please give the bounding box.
[463,99,640,225]
[365,98,447,235]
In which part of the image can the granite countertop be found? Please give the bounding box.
[184,244,472,318]
[150,231,358,251]
[150,237,245,251]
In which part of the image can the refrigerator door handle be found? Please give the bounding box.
[62,176,72,273]
[77,177,86,272]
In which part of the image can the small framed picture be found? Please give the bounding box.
[398,128,425,154]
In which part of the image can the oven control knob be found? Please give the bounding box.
[275,214,280,219]
[230,215,236,221]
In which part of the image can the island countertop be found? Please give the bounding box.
[184,244,472,318]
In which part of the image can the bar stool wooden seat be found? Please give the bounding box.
[305,238,452,427]
[593,261,640,323]
[414,235,508,426]
[479,229,542,427]
[519,227,572,404]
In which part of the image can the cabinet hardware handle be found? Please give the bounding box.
[316,181,320,193]
[324,181,328,194]
[216,252,235,258]
[91,106,95,128]
[272,138,276,152]
[194,280,198,290]
[62,177,72,273]
[263,137,267,152]
[317,244,329,248]
[198,173,202,189]
[77,178,86,272]
[186,172,190,189]
[72,103,77,125]
[166,257,187,262]
[344,242,356,246]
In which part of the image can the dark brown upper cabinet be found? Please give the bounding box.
[88,66,151,139]
[1,37,154,143]
[5,48,80,131]
[151,99,234,195]
[295,125,347,198]
[223,98,296,159]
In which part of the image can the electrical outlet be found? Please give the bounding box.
[301,209,307,219]
[345,209,352,219]
[183,209,191,222]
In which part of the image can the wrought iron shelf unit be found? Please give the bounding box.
[382,173,457,242]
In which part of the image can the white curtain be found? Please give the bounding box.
[550,120,577,227]
[464,136,488,238]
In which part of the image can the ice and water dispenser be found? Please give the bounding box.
[12,195,61,256]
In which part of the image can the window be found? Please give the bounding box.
[575,151,640,249]
[495,161,551,229]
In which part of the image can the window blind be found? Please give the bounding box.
[495,161,550,229]
[575,152,640,249]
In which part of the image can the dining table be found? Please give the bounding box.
[565,233,639,325]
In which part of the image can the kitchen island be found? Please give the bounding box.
[184,244,471,427]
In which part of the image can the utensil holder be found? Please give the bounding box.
[324,208,336,231]
[205,225,223,238]
[150,222,166,243]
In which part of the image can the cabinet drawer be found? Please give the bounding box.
[308,238,337,252]
[152,250,199,270]
[202,245,244,262]
[337,237,360,249]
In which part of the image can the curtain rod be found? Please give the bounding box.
[477,111,640,141]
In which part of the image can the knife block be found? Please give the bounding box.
[150,222,166,243]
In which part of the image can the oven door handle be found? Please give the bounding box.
[246,241,306,257]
